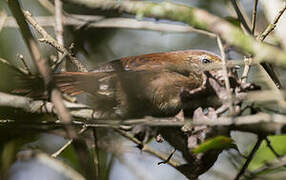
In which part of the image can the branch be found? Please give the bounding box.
[114,129,180,168]
[265,137,281,158]
[251,0,259,34]
[259,2,286,41]
[235,138,263,180]
[3,15,216,37]
[1,92,286,135]
[22,11,88,72]
[230,0,251,34]
[51,127,87,158]
[54,0,65,71]
[217,36,234,113]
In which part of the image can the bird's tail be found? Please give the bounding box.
[0,58,99,98]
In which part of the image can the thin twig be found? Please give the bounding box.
[217,36,234,113]
[259,2,286,41]
[51,127,87,158]
[55,0,65,71]
[235,138,263,180]
[257,65,286,110]
[230,0,251,34]
[255,2,286,109]
[0,57,29,75]
[157,149,176,165]
[241,57,252,84]
[4,15,217,38]
[17,54,32,75]
[23,11,88,72]
[256,1,285,89]
[265,137,281,158]
[114,128,180,168]
[251,0,259,35]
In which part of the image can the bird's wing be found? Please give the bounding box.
[92,52,182,73]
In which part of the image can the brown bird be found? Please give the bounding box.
[14,50,222,119]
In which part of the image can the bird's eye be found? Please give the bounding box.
[201,58,211,64]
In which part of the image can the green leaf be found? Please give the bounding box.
[192,136,234,154]
[249,135,286,171]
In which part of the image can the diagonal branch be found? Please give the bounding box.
[22,11,88,72]
[230,0,252,34]
[259,2,286,41]
[251,0,259,34]
[235,138,263,180]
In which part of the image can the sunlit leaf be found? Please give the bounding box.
[192,136,234,154]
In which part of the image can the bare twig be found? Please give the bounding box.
[51,127,87,158]
[235,138,263,180]
[217,36,234,113]
[0,57,29,75]
[230,0,252,34]
[241,57,252,83]
[17,54,32,75]
[4,15,217,38]
[255,2,286,108]
[257,65,286,110]
[256,2,285,89]
[251,0,259,34]
[55,0,65,71]
[259,2,286,41]
[265,137,281,158]
[157,149,176,165]
[22,11,88,72]
[114,128,180,168]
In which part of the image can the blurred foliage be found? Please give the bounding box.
[249,135,286,171]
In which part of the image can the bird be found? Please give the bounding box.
[13,50,222,119]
